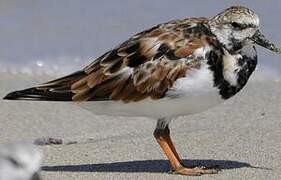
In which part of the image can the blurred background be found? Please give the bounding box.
[0,0,280,80]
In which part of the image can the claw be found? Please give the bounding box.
[172,166,220,176]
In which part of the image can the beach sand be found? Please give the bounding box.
[0,74,281,180]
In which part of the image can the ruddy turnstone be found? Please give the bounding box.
[4,6,281,176]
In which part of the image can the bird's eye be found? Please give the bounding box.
[231,22,243,29]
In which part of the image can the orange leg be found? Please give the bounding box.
[154,126,219,176]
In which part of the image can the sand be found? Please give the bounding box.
[0,74,281,180]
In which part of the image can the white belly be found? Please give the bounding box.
[78,64,224,119]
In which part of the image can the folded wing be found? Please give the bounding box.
[4,18,214,102]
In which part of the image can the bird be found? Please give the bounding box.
[0,143,42,180]
[3,6,281,176]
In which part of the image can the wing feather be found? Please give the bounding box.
[70,18,213,102]
[6,18,216,102]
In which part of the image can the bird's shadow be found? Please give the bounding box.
[42,159,271,173]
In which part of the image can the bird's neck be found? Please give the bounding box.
[208,24,244,53]
[207,44,257,99]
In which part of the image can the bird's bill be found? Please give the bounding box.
[251,30,281,54]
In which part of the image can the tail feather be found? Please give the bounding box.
[3,71,86,101]
[3,88,74,101]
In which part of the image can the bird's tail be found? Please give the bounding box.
[3,87,74,101]
[3,71,86,101]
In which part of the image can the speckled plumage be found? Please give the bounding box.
[3,6,281,176]
[4,6,280,104]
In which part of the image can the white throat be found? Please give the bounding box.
[210,26,233,50]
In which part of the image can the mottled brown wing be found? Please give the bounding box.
[69,18,212,102]
[4,18,213,102]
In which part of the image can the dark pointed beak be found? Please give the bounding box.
[251,30,281,54]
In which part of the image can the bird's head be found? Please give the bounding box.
[209,6,281,53]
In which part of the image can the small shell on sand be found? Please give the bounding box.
[34,138,63,146]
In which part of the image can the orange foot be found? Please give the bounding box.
[172,166,220,176]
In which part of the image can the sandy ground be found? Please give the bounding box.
[0,74,281,180]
